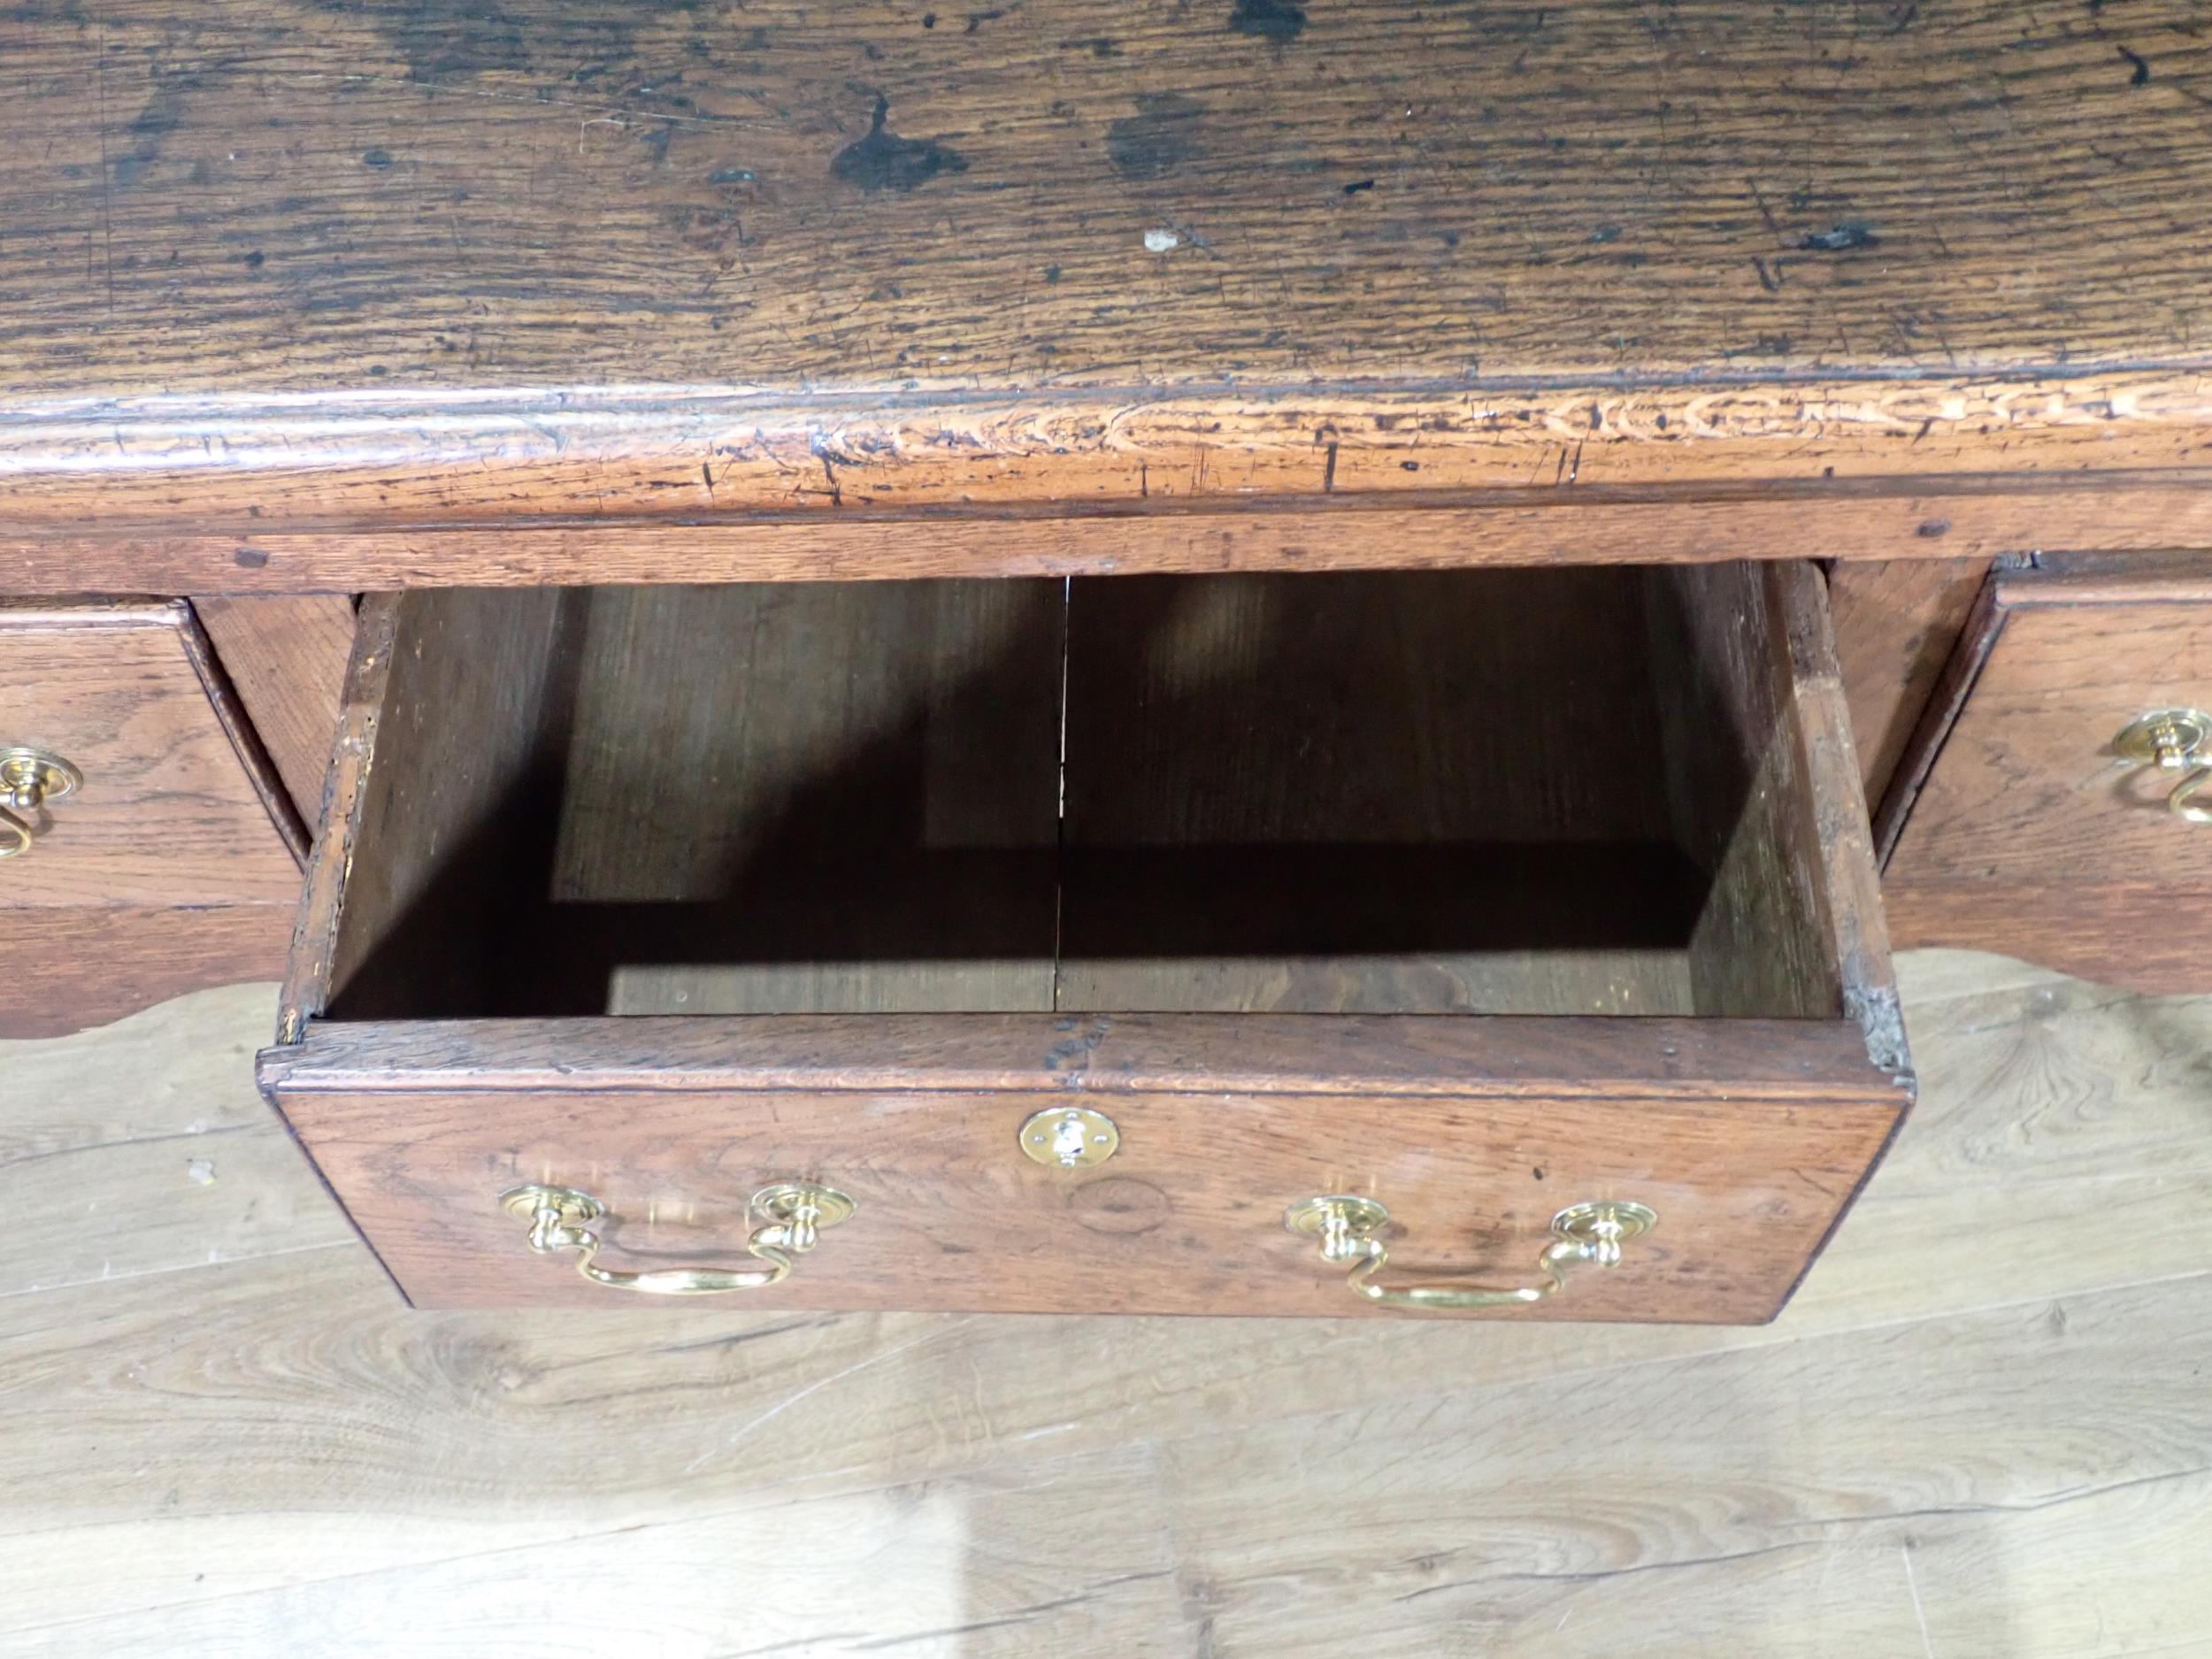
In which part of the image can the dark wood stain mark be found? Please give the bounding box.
[113,71,195,189]
[1798,222,1879,252]
[1229,0,1306,42]
[831,94,968,192]
[2117,44,2151,85]
[1107,92,1206,180]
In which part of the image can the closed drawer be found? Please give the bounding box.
[1881,552,2212,992]
[261,561,1911,1322]
[0,601,303,1035]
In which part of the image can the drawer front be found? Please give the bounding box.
[1883,555,2212,990]
[0,602,303,1036]
[266,1021,1902,1322]
[0,603,302,907]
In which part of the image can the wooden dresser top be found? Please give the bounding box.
[4,0,2212,531]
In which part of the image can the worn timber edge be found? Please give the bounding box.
[258,1012,1908,1104]
[274,595,397,1045]
[1768,563,1913,1085]
[4,368,2212,536]
[11,477,2212,595]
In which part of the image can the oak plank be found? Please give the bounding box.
[1058,568,1697,1015]
[269,1078,1901,1321]
[0,905,292,1041]
[6,3,2212,525]
[8,483,2212,589]
[1827,555,1993,806]
[193,595,357,827]
[556,582,1064,1017]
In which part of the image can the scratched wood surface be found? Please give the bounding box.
[4,0,2212,530]
[3,949,2208,1653]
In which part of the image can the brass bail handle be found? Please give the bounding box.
[1286,1194,1656,1311]
[499,1180,856,1294]
[2115,709,2212,826]
[0,747,83,860]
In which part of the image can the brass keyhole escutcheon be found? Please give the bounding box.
[0,747,82,859]
[1019,1106,1119,1169]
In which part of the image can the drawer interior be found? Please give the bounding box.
[316,565,1850,1024]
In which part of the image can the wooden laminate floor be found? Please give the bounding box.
[1,951,2208,1657]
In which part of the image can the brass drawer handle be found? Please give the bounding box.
[499,1180,856,1294]
[1286,1194,1655,1311]
[2116,709,2212,826]
[0,747,82,859]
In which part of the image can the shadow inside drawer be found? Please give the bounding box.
[319,568,1834,1025]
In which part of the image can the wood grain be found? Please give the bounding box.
[0,981,350,1291]
[5,2,2212,527]
[1827,555,1993,804]
[194,595,357,826]
[1057,569,1699,1014]
[1884,555,2212,991]
[0,603,302,907]
[0,602,305,1036]
[273,1078,1901,1322]
[1156,1271,2212,1655]
[319,588,578,1021]
[557,582,1064,1017]
[8,480,2212,592]
[292,564,1906,1032]
[271,562,1909,1318]
[264,1010,1906,1321]
[4,951,2210,1652]
[259,1011,1901,1102]
[0,906,292,1041]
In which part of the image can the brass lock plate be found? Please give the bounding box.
[1018,1106,1119,1168]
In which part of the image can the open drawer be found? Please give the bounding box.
[259,561,1911,1321]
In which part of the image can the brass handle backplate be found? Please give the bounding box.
[2115,709,2212,826]
[499,1180,856,1294]
[0,747,82,859]
[1286,1194,1656,1311]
